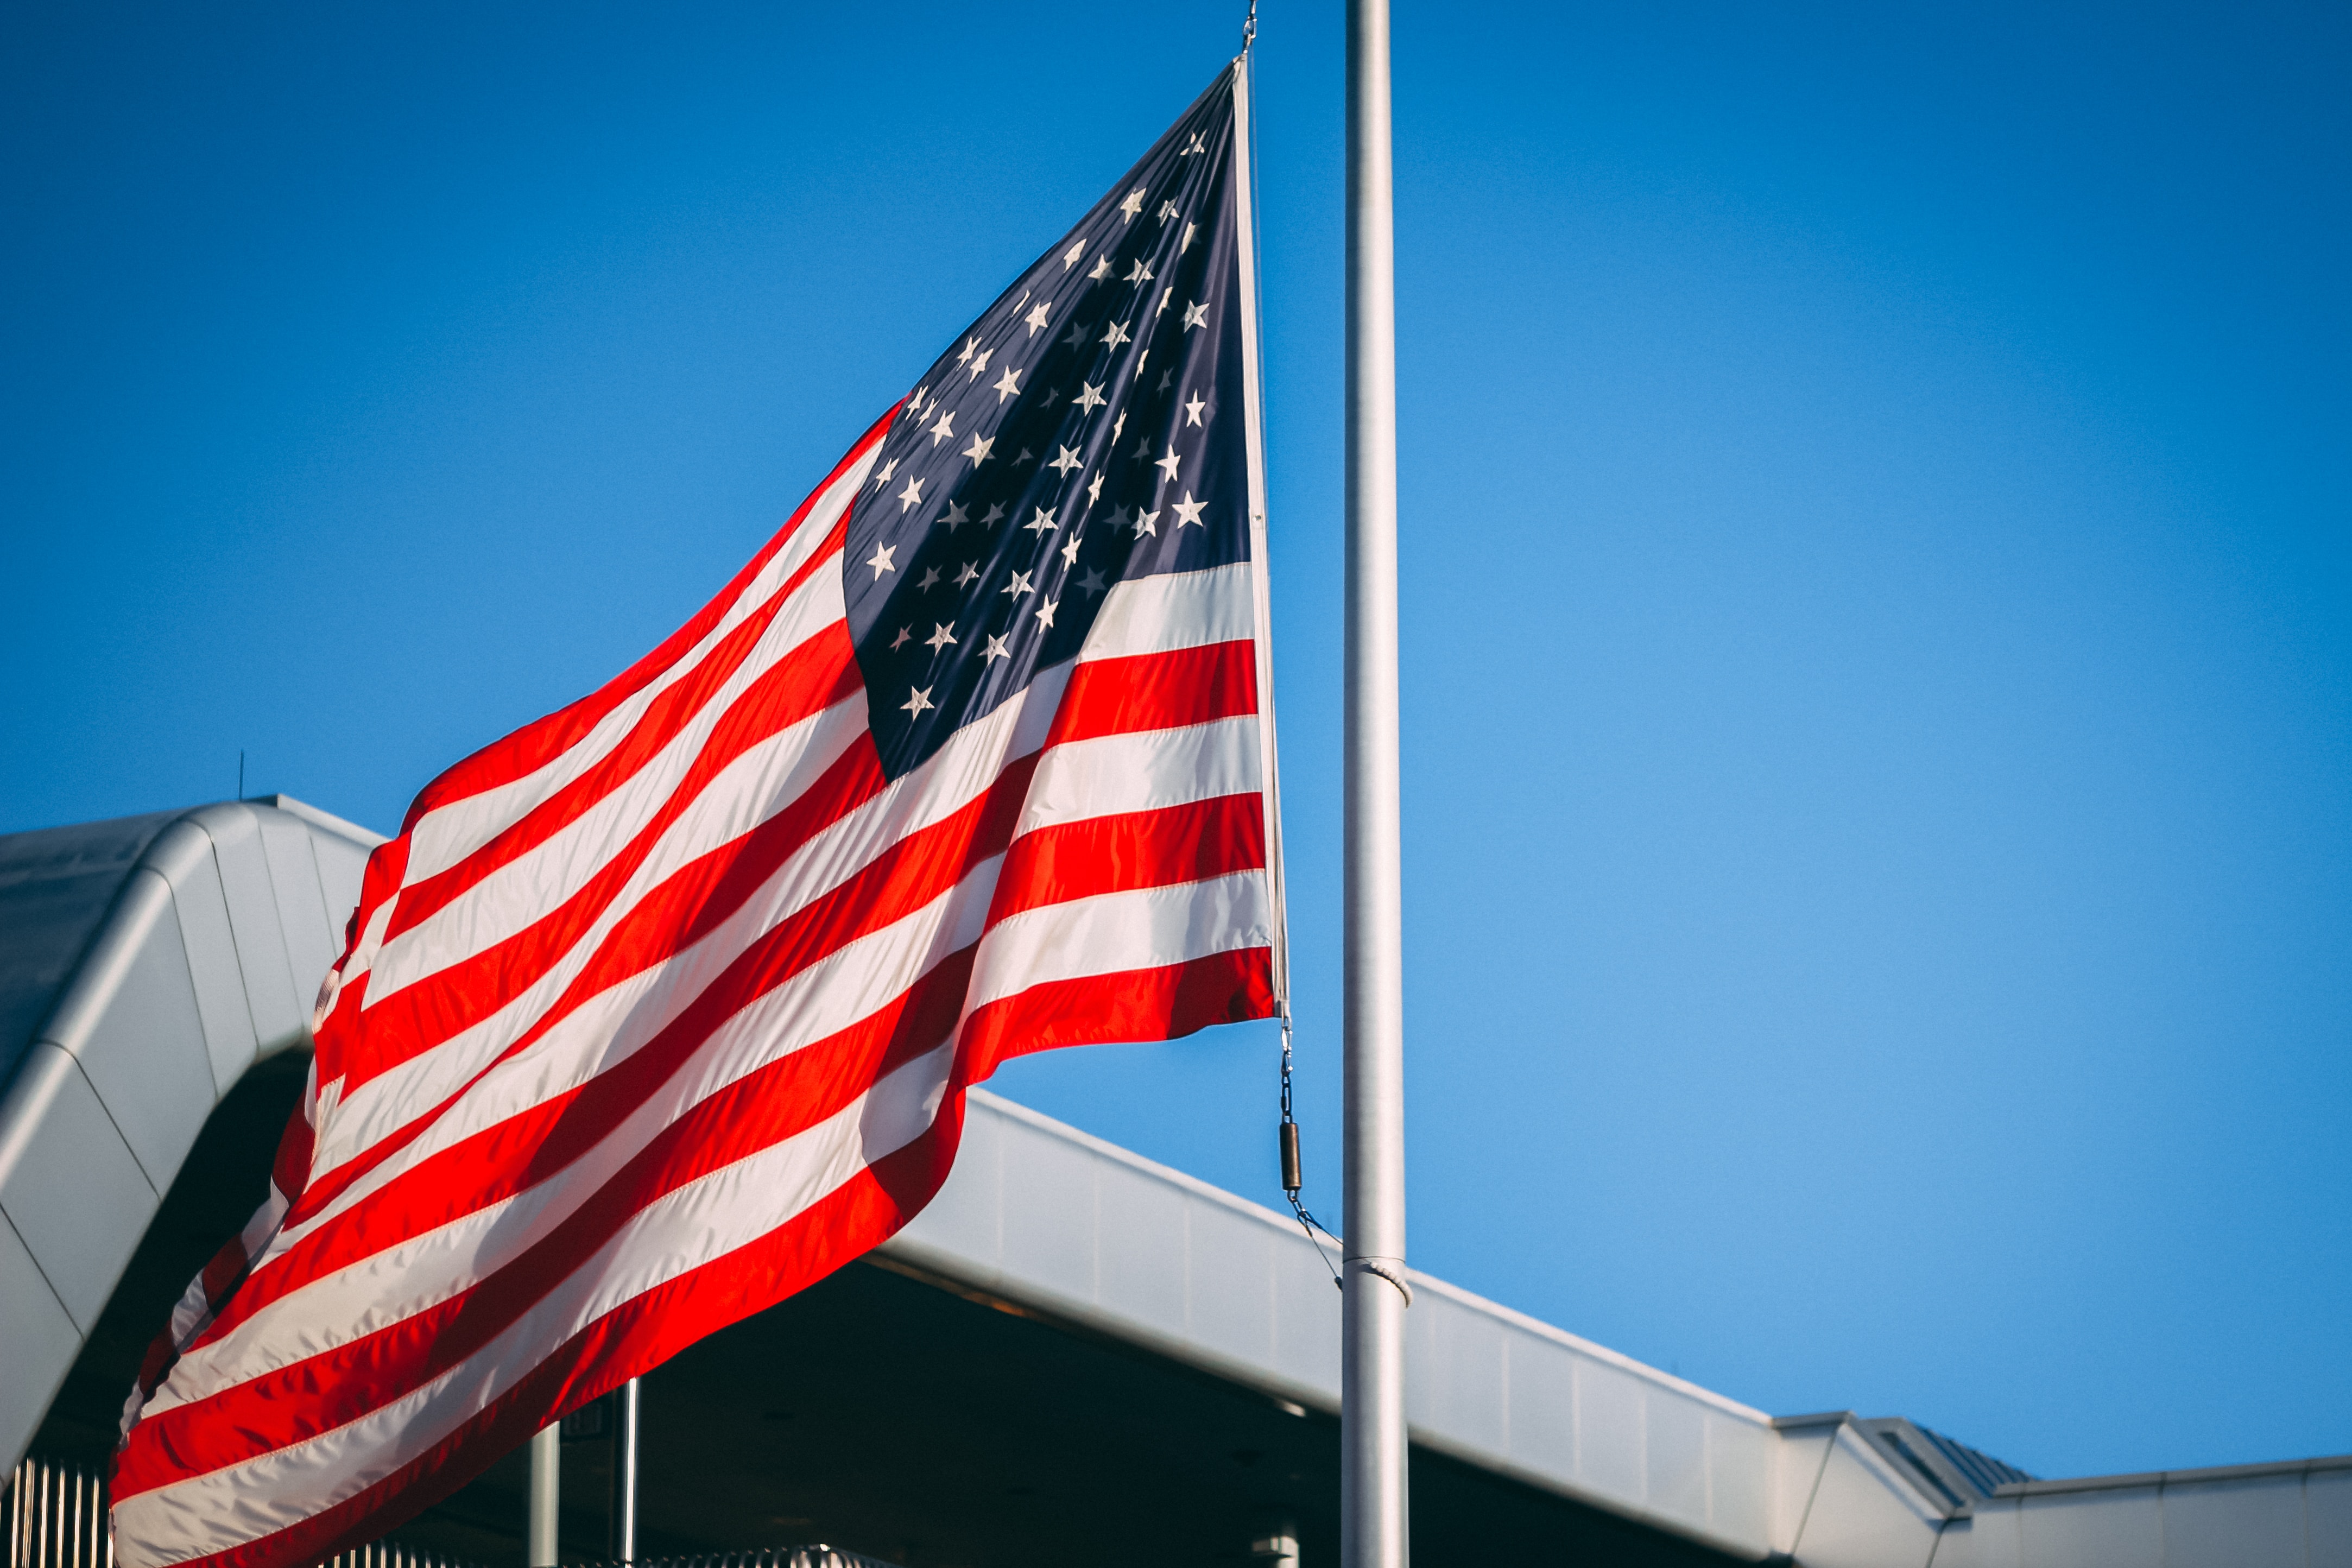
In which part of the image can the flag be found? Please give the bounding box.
[111,58,1283,1568]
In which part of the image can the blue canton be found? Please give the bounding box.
[845,71,1251,780]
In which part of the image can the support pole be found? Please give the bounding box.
[1343,2,1409,1567]
[608,1380,638,1566]
[526,1425,559,1568]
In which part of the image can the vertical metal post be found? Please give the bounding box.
[527,1424,560,1568]
[1344,1,1409,1567]
[608,1381,639,1566]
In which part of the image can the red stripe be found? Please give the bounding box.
[988,792,1266,924]
[396,410,894,834]
[117,1119,957,1567]
[1051,637,1256,746]
[386,524,850,943]
[957,946,1276,1087]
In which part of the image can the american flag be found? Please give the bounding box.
[110,60,1282,1568]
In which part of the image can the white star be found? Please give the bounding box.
[1002,569,1034,598]
[1111,409,1127,443]
[1132,349,1150,382]
[871,456,897,492]
[1026,505,1059,534]
[954,560,981,588]
[1013,446,1035,466]
[962,433,995,467]
[907,385,926,415]
[925,622,957,653]
[1025,301,1051,336]
[1061,320,1090,349]
[1063,240,1085,269]
[1172,491,1206,527]
[938,501,968,531]
[1107,504,1132,531]
[982,633,1011,663]
[1156,368,1173,393]
[1133,508,1159,536]
[1159,199,1181,223]
[1155,288,1172,317]
[1131,435,1154,464]
[1181,131,1206,155]
[1060,534,1082,567]
[897,475,925,512]
[1086,471,1105,505]
[1155,446,1183,483]
[1185,393,1207,426]
[1101,320,1131,349]
[1180,221,1197,252]
[1124,258,1154,285]
[1035,597,1059,630]
[1079,567,1108,598]
[992,367,1022,403]
[902,685,934,718]
[1089,255,1112,282]
[981,502,1007,525]
[966,347,991,381]
[1183,299,1209,331]
[918,565,942,590]
[889,624,912,650]
[1120,185,1146,221]
[956,337,978,366]
[928,408,955,445]
[1049,445,1083,477]
[865,542,898,578]
[1073,381,1106,414]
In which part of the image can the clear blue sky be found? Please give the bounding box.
[6,2,2346,1482]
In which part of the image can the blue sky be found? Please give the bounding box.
[5,2,2346,1481]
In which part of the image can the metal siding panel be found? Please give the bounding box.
[191,806,305,1058]
[306,830,372,937]
[2013,1484,2164,1567]
[1092,1157,1187,1339]
[1502,1322,1576,1482]
[1268,1234,1341,1401]
[1929,1499,2023,1568]
[2160,1474,2307,1568]
[1414,1291,1506,1457]
[1575,1356,1649,1506]
[0,1043,157,1331]
[1645,1390,1709,1530]
[2310,1468,2352,1568]
[0,1210,83,1472]
[256,813,335,1009]
[64,870,217,1187]
[1705,1413,1774,1547]
[159,836,260,1092]
[1774,1426,1838,1553]
[897,1099,1004,1272]
[1789,1434,1941,1568]
[1181,1197,1276,1367]
[994,1121,1097,1306]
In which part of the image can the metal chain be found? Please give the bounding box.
[1278,1010,1342,1290]
[1242,0,1258,53]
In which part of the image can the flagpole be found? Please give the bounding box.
[1343,1,1409,1566]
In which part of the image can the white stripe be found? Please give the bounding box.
[1078,561,1254,662]
[402,447,874,885]
[115,1042,952,1567]
[1014,717,1261,835]
[162,858,1000,1411]
[964,870,1272,1016]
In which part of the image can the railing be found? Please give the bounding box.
[6,1460,899,1568]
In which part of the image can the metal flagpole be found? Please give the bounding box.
[1343,1,1409,1566]
[526,1423,560,1568]
[608,1379,639,1566]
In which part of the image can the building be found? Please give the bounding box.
[3,799,2347,1567]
